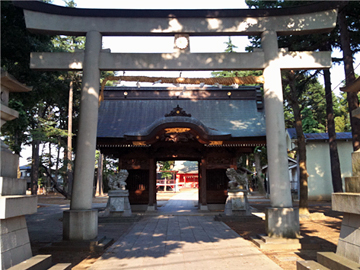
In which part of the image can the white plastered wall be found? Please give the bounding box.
[306,140,353,200]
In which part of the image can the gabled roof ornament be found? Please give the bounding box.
[165,105,191,117]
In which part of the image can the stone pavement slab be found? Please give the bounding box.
[157,189,199,215]
[90,215,282,270]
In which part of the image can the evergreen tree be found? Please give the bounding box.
[224,37,238,53]
[212,37,263,79]
[338,2,360,151]
[1,1,69,194]
[1,1,114,196]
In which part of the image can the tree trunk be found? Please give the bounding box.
[324,69,343,192]
[339,8,360,151]
[54,139,61,184]
[41,165,70,199]
[254,152,265,195]
[96,153,104,196]
[30,139,40,195]
[47,141,51,192]
[287,71,309,215]
[63,148,68,187]
[67,79,74,197]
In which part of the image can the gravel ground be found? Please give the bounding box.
[225,201,341,270]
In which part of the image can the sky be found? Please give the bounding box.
[18,0,359,165]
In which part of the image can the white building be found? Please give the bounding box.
[286,128,353,200]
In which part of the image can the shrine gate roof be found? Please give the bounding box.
[97,86,266,140]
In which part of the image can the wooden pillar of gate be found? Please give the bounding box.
[148,158,156,211]
[199,158,208,211]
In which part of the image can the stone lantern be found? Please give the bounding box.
[0,69,37,269]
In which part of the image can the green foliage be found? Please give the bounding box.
[343,2,360,54]
[157,161,175,179]
[237,146,267,172]
[95,150,118,192]
[63,0,77,8]
[283,71,327,133]
[211,36,263,80]
[245,1,338,52]
[300,79,327,133]
[1,2,70,151]
[245,0,360,70]
[224,37,238,53]
[211,70,263,79]
[334,93,352,132]
[52,36,85,52]
[334,115,349,133]
[37,117,69,143]
[254,146,268,168]
[1,99,29,154]
[281,71,351,133]
[301,108,325,133]
[246,0,289,9]
[101,71,116,86]
[244,0,356,134]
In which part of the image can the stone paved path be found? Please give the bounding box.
[157,189,199,215]
[90,190,282,270]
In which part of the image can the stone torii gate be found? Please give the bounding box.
[15,1,338,241]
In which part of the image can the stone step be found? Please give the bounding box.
[8,254,52,270]
[251,234,321,250]
[317,252,360,270]
[250,234,302,250]
[39,237,114,253]
[50,236,106,246]
[48,263,72,270]
[214,214,262,222]
[258,234,301,244]
[98,214,142,223]
[297,260,330,270]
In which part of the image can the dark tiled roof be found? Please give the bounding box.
[97,99,266,138]
[305,132,352,141]
[287,128,297,139]
[286,128,352,141]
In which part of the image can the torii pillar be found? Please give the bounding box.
[262,30,298,238]
[63,31,102,240]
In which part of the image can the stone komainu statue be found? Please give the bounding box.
[226,168,248,190]
[108,169,129,190]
